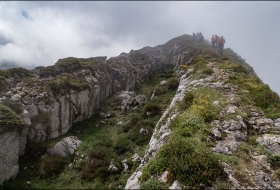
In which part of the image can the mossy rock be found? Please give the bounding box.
[54,57,82,74]
[0,104,26,134]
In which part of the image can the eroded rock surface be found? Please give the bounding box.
[47,136,82,158]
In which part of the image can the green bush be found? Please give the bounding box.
[269,155,280,167]
[201,49,220,58]
[140,179,167,189]
[142,138,225,187]
[123,115,142,132]
[184,91,195,108]
[201,67,214,76]
[154,85,167,96]
[143,102,162,117]
[167,77,179,90]
[127,120,154,146]
[39,155,69,176]
[114,138,134,155]
[252,85,280,109]
[81,147,114,180]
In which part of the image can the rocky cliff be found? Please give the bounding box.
[1,34,280,188]
[0,34,191,184]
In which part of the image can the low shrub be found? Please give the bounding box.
[184,91,195,108]
[140,179,167,190]
[141,138,225,187]
[39,155,69,176]
[201,67,214,76]
[167,77,179,90]
[81,147,112,180]
[201,49,220,58]
[114,138,134,155]
[268,155,280,168]
[143,102,161,117]
[154,85,167,96]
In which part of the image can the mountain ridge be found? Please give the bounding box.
[1,34,280,189]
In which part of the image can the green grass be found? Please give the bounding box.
[43,75,90,97]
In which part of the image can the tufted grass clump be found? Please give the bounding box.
[140,179,168,190]
[201,49,220,58]
[143,102,162,117]
[167,77,179,90]
[39,155,70,177]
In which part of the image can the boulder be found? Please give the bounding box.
[47,136,82,158]
[256,134,280,155]
[122,159,129,172]
[108,161,119,172]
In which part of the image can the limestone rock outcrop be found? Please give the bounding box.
[47,136,82,158]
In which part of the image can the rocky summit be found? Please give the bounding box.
[1,34,280,189]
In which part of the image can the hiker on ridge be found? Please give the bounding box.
[211,35,216,48]
[214,34,219,48]
[218,36,225,55]
[193,32,196,42]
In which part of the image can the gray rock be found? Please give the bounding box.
[159,170,169,183]
[254,170,280,189]
[10,94,21,102]
[122,159,129,172]
[160,80,168,86]
[169,180,182,190]
[125,170,142,189]
[0,131,19,185]
[256,134,280,155]
[47,136,82,158]
[140,128,149,135]
[108,161,119,172]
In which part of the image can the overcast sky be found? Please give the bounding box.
[0,1,279,95]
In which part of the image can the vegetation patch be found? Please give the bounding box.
[43,75,90,96]
[140,179,168,189]
[141,87,226,187]
[39,155,70,177]
[0,103,26,134]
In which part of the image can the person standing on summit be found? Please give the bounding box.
[211,35,216,48]
[218,36,225,55]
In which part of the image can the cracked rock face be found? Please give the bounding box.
[47,136,82,158]
[211,116,248,155]
[256,134,280,155]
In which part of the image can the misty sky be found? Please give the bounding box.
[0,1,279,95]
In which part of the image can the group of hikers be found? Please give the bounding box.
[192,32,204,43]
[211,34,226,55]
[192,32,226,55]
